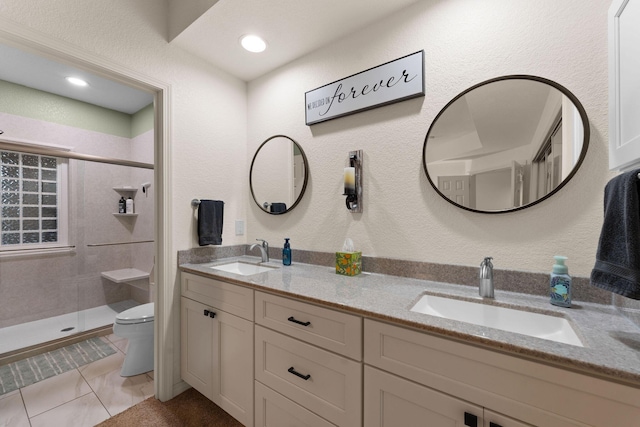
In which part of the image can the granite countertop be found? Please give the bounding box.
[180,256,640,387]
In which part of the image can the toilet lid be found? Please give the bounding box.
[116,302,154,325]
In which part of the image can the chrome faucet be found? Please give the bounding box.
[250,239,269,262]
[479,257,494,298]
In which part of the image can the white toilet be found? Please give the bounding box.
[113,302,154,377]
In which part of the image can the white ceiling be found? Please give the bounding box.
[172,0,422,81]
[0,1,420,113]
[0,43,154,115]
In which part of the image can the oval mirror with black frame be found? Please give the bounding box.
[250,135,309,215]
[422,75,589,214]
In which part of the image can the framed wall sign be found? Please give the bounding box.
[305,50,425,125]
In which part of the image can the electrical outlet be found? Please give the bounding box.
[235,220,245,236]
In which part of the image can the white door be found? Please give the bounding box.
[438,175,474,208]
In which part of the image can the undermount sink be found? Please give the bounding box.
[410,294,583,347]
[209,261,277,276]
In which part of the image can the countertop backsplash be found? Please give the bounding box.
[177,244,612,305]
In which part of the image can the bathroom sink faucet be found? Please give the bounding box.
[479,257,494,298]
[250,239,269,262]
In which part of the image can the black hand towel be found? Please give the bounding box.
[590,169,640,299]
[198,200,224,246]
[270,202,287,213]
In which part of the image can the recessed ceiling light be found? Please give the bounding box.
[66,77,88,87]
[240,35,267,53]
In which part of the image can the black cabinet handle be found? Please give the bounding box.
[288,316,311,327]
[203,309,216,318]
[287,366,311,380]
[464,412,478,427]
[204,309,209,316]
[489,423,502,427]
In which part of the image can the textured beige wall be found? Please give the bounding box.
[247,0,614,277]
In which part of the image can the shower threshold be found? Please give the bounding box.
[0,300,140,355]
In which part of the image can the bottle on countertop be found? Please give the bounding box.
[282,238,291,266]
[125,196,134,214]
[118,196,126,214]
[550,255,571,307]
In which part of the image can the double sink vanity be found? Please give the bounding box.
[179,255,640,427]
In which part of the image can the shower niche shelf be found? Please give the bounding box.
[113,186,138,194]
[113,187,137,216]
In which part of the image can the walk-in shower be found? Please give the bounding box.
[0,138,155,362]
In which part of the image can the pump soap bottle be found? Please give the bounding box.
[282,238,291,266]
[550,256,571,307]
[126,196,134,214]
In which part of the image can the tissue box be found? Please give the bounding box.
[336,251,362,276]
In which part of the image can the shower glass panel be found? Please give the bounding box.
[0,149,154,358]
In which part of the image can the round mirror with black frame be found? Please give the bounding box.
[250,135,309,215]
[422,75,589,214]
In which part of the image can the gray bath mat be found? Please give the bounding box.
[0,337,116,395]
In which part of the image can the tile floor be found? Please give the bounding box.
[0,333,154,427]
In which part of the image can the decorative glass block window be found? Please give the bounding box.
[1,149,68,249]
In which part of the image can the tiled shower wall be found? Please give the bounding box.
[0,113,154,329]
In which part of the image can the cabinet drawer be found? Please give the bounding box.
[255,291,362,360]
[255,325,361,427]
[255,381,336,427]
[181,272,254,320]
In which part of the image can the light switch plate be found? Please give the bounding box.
[235,220,244,236]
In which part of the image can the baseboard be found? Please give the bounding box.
[169,380,191,401]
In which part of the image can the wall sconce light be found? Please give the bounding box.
[343,149,363,213]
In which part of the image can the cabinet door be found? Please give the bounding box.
[181,297,214,399]
[212,306,254,427]
[609,0,640,170]
[484,410,532,427]
[181,296,254,427]
[365,366,483,427]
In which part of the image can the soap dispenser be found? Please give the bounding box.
[550,256,571,307]
[282,238,291,266]
[125,196,134,214]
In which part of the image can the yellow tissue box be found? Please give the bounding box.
[336,251,362,276]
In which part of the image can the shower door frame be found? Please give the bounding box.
[0,19,176,402]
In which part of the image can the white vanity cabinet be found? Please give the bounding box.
[254,291,362,427]
[180,272,254,427]
[364,319,640,427]
[179,268,640,427]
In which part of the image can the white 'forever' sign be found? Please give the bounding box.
[305,51,424,125]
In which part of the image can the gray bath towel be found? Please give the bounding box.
[591,169,640,299]
[198,199,224,246]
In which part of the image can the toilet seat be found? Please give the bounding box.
[115,302,154,325]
